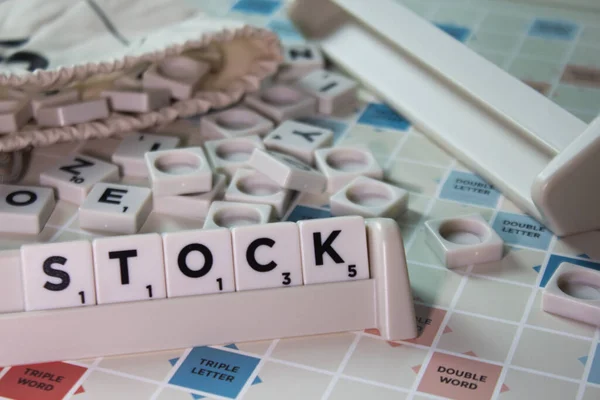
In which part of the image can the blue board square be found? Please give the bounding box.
[588,344,600,384]
[492,212,552,251]
[286,205,331,222]
[267,19,304,41]
[528,18,579,40]
[169,346,260,399]
[232,0,281,15]
[435,23,471,42]
[540,255,600,287]
[357,103,411,131]
[439,171,501,208]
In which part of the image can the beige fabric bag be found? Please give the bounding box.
[0,0,282,158]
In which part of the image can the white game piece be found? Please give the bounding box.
[298,215,370,284]
[542,262,600,327]
[163,227,235,298]
[424,214,504,269]
[143,55,210,100]
[145,147,212,196]
[0,250,25,313]
[203,201,273,229]
[0,184,55,234]
[101,87,171,113]
[30,89,80,118]
[244,84,317,122]
[295,69,358,114]
[204,135,265,178]
[314,146,383,193]
[232,221,303,291]
[263,120,333,164]
[40,153,119,205]
[79,183,152,234]
[112,132,180,177]
[0,95,32,133]
[277,44,324,82]
[36,98,110,127]
[200,106,275,139]
[93,233,167,304]
[153,173,227,219]
[249,148,327,194]
[224,168,293,218]
[330,176,408,218]
[21,240,97,311]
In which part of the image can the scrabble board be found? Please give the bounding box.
[1,0,600,399]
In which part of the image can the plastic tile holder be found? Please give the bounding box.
[0,218,416,366]
[289,0,600,237]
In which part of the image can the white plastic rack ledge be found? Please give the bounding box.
[290,0,600,237]
[0,218,417,367]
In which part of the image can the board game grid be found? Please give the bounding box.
[1,0,600,399]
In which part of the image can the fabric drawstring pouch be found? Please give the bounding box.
[0,0,283,182]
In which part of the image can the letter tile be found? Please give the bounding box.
[40,153,119,205]
[0,184,55,234]
[79,183,152,234]
[21,241,97,311]
[163,228,235,298]
[232,221,303,291]
[298,216,370,284]
[93,233,166,304]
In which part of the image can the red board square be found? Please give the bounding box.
[405,305,447,346]
[0,362,87,400]
[418,352,502,400]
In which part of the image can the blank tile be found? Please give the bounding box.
[232,221,303,290]
[21,240,97,311]
[298,216,369,284]
[0,184,55,234]
[36,98,110,127]
[163,227,235,298]
[93,233,166,304]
